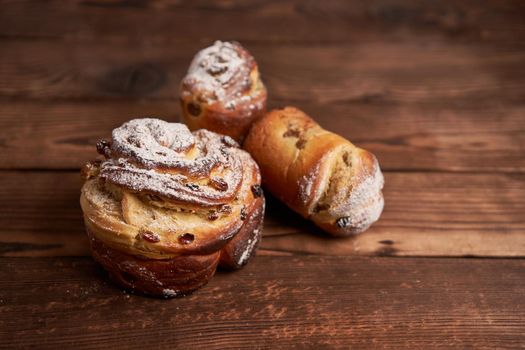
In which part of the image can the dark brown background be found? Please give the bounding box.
[1,1,524,348]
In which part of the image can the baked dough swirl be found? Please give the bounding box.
[244,107,383,236]
[80,118,265,297]
[180,41,267,142]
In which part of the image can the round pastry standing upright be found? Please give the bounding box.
[80,118,265,298]
[180,41,267,143]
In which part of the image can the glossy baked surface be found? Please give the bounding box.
[80,119,265,296]
[244,107,384,236]
[180,41,267,142]
[1,0,524,347]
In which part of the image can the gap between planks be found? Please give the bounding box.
[0,170,523,258]
[0,99,524,172]
[1,0,525,45]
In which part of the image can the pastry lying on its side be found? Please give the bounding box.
[180,40,267,143]
[244,107,383,236]
[80,118,265,298]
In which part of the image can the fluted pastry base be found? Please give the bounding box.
[87,229,219,298]
[86,196,265,298]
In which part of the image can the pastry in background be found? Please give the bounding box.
[244,107,384,236]
[180,41,267,143]
[80,118,265,298]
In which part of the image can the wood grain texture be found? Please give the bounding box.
[1,256,524,349]
[1,0,524,44]
[1,171,523,258]
[1,40,524,103]
[1,100,524,172]
[0,101,179,169]
[1,1,524,348]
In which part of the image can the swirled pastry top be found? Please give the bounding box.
[179,41,267,142]
[180,41,265,109]
[80,118,263,258]
[98,118,244,207]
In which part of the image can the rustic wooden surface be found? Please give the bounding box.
[1,0,524,348]
[2,171,524,258]
[1,256,524,349]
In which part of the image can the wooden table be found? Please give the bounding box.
[1,1,524,348]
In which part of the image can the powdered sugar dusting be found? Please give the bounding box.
[298,162,321,206]
[298,175,313,206]
[162,289,179,298]
[308,151,385,234]
[111,118,194,168]
[236,204,263,266]
[184,41,249,103]
[344,162,384,231]
[237,235,257,266]
[99,118,245,206]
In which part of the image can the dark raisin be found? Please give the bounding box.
[342,152,351,167]
[178,233,195,244]
[209,177,228,191]
[146,194,162,202]
[226,101,236,110]
[336,217,352,228]
[313,203,330,213]
[207,65,228,76]
[221,135,238,148]
[185,183,200,191]
[240,207,247,221]
[219,205,232,214]
[187,102,201,117]
[295,138,307,149]
[251,184,263,198]
[96,139,111,156]
[138,229,160,243]
[283,128,301,138]
[127,136,142,148]
[207,211,219,221]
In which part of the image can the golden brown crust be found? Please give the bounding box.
[87,229,220,298]
[219,196,265,269]
[80,118,265,297]
[244,107,384,236]
[180,41,267,142]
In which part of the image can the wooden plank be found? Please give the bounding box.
[1,171,524,258]
[1,256,524,348]
[1,40,525,103]
[287,101,525,173]
[1,0,524,44]
[0,101,180,170]
[1,100,524,172]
